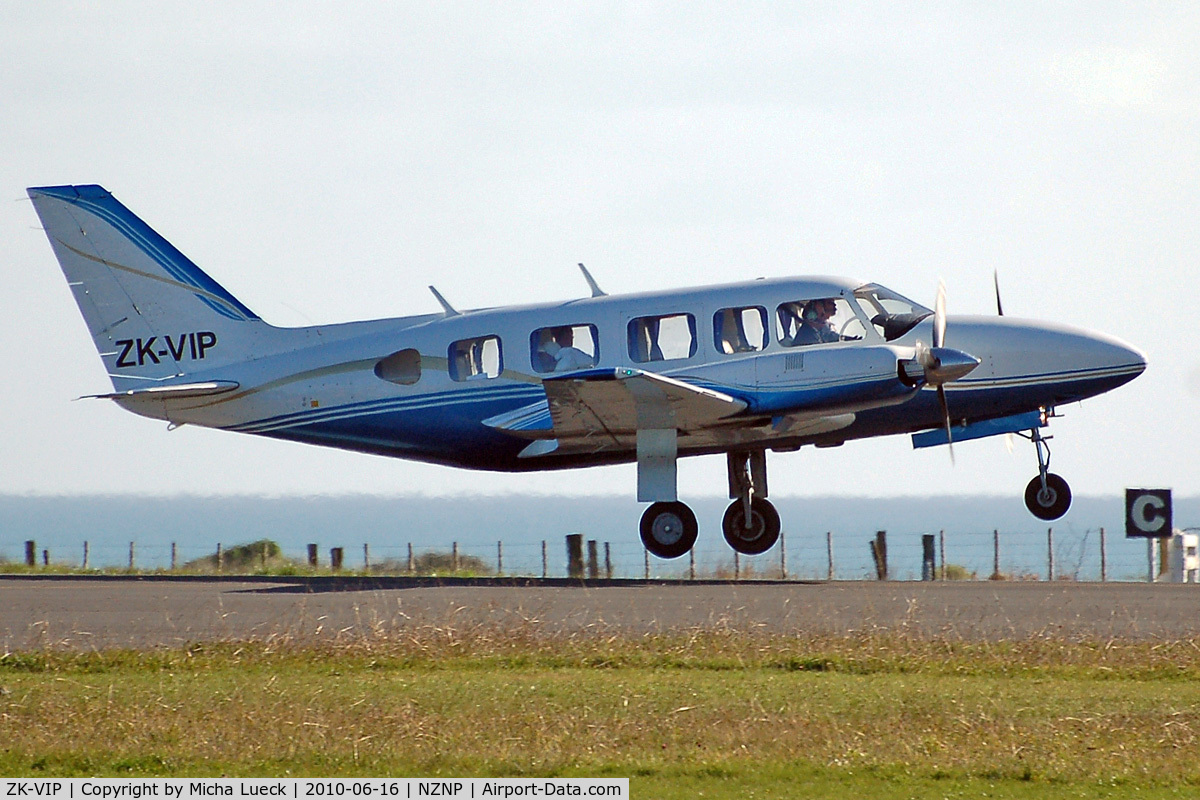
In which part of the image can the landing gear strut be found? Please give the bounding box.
[721,450,781,555]
[1021,423,1072,520]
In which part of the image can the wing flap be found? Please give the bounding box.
[484,368,747,447]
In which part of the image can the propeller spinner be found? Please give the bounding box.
[909,282,981,463]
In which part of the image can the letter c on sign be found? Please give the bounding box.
[1132,495,1167,533]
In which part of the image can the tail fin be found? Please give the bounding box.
[28,185,265,391]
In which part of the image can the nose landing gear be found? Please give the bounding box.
[1019,421,1072,520]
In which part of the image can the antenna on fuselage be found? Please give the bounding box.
[578,263,607,298]
[428,285,460,316]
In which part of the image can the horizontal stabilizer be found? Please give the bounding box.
[87,380,241,401]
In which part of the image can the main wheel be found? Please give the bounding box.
[1024,473,1072,520]
[721,497,781,555]
[640,501,699,559]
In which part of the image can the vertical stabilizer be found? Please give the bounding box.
[28,185,266,391]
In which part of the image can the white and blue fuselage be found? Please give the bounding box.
[29,185,1145,557]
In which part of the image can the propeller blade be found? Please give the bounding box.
[1004,432,1015,454]
[938,384,955,465]
[933,281,946,349]
[993,270,1004,316]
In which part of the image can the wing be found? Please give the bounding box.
[482,367,747,455]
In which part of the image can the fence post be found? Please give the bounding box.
[497,541,503,575]
[870,531,887,580]
[644,548,649,580]
[452,541,459,573]
[363,543,370,571]
[827,531,834,581]
[83,541,90,570]
[330,547,344,571]
[43,549,49,567]
[780,530,786,580]
[129,542,135,571]
[990,530,1000,580]
[542,540,547,578]
[216,543,223,572]
[171,542,177,571]
[604,542,612,579]
[587,540,599,579]
[566,534,584,579]
[1148,537,1155,583]
[734,552,741,581]
[922,534,935,581]
[939,529,945,580]
[1099,527,1107,582]
[308,544,319,568]
[407,542,414,573]
[689,548,695,581]
[1047,527,1054,581]
[25,540,35,567]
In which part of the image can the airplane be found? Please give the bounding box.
[28,184,1147,559]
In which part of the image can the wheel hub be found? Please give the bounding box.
[651,512,684,545]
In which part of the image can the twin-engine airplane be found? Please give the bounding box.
[29,185,1147,559]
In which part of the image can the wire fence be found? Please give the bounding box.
[1,526,1171,582]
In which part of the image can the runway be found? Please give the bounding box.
[3,576,1198,650]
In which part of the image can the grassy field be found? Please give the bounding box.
[3,628,1200,798]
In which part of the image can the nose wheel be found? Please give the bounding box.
[1025,473,1071,520]
[639,501,698,559]
[1020,420,1072,520]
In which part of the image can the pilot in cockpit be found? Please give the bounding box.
[781,298,840,346]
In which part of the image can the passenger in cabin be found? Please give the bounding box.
[717,308,753,353]
[543,327,592,372]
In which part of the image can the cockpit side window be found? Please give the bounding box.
[853,284,932,341]
[628,313,697,363]
[776,297,858,347]
[714,306,768,355]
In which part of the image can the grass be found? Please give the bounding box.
[3,629,1200,797]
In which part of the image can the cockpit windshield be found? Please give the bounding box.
[853,284,933,341]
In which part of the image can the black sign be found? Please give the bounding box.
[1125,488,1173,538]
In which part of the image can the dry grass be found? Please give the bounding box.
[2,626,1200,793]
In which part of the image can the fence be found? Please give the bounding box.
[0,526,1173,582]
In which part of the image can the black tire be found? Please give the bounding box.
[640,501,699,560]
[1024,473,1072,521]
[721,498,782,555]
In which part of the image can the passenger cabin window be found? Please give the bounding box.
[449,335,503,381]
[531,324,599,373]
[628,313,697,363]
[776,297,859,347]
[714,306,768,354]
[374,348,421,385]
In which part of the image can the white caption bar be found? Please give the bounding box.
[0,780,628,800]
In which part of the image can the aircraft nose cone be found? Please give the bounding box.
[1088,331,1147,388]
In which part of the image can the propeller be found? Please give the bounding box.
[992,270,1017,453]
[910,281,980,464]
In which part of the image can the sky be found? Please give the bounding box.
[2,3,1197,504]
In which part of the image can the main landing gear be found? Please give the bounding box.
[1019,420,1072,520]
[638,449,781,559]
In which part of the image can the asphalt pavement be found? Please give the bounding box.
[2,575,1198,650]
